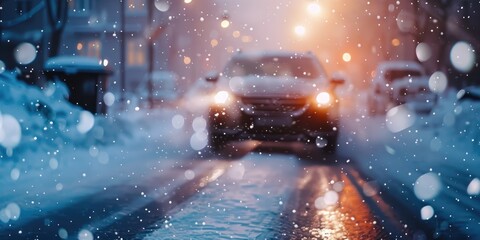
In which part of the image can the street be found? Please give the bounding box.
[1,101,475,239]
[1,1,480,239]
[0,147,439,239]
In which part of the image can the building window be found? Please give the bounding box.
[77,40,101,58]
[127,39,145,66]
[16,0,32,15]
[69,0,92,13]
[127,0,146,12]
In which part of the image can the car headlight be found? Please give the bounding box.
[315,91,331,106]
[214,91,230,104]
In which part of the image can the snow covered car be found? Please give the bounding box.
[391,76,437,114]
[206,51,344,153]
[368,61,426,114]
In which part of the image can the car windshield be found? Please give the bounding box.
[384,69,422,82]
[223,55,323,79]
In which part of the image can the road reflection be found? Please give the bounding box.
[270,153,395,239]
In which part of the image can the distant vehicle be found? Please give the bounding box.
[136,70,179,106]
[368,61,427,115]
[391,75,437,114]
[206,51,344,153]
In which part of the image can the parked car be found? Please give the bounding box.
[368,61,426,115]
[135,70,179,107]
[206,51,344,153]
[391,75,437,114]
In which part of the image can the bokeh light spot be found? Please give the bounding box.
[385,105,416,133]
[192,116,206,132]
[414,172,442,201]
[467,178,480,196]
[190,131,208,151]
[323,190,339,206]
[307,2,321,16]
[342,52,352,62]
[228,162,245,180]
[184,169,195,180]
[391,38,400,47]
[154,0,170,12]
[103,92,115,107]
[76,111,95,134]
[49,158,59,170]
[183,56,192,65]
[14,42,37,65]
[10,168,20,181]
[220,19,230,28]
[294,25,306,37]
[428,71,448,93]
[450,41,476,73]
[172,114,185,129]
[0,114,22,150]
[416,42,432,62]
[58,228,68,239]
[78,229,94,240]
[421,205,434,220]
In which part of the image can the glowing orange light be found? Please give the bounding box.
[342,52,352,62]
[294,25,306,37]
[232,31,240,38]
[77,43,83,51]
[210,39,218,47]
[392,38,400,47]
[221,19,230,28]
[241,35,252,43]
[183,56,191,65]
[307,2,321,16]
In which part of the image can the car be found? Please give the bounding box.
[368,61,426,115]
[391,75,437,114]
[205,51,344,153]
[135,70,179,107]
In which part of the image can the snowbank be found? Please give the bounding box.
[0,72,131,162]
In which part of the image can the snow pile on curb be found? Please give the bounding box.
[0,73,131,161]
[432,89,480,150]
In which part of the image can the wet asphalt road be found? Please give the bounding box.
[0,142,462,239]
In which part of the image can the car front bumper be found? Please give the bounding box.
[208,103,339,141]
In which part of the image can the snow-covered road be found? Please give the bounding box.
[1,77,479,239]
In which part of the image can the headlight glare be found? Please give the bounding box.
[316,92,331,106]
[214,91,230,104]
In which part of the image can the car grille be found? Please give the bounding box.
[240,97,307,113]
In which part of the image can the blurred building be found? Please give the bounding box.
[0,0,46,84]
[58,0,173,94]
[1,0,224,95]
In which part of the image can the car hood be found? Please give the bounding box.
[222,75,322,98]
